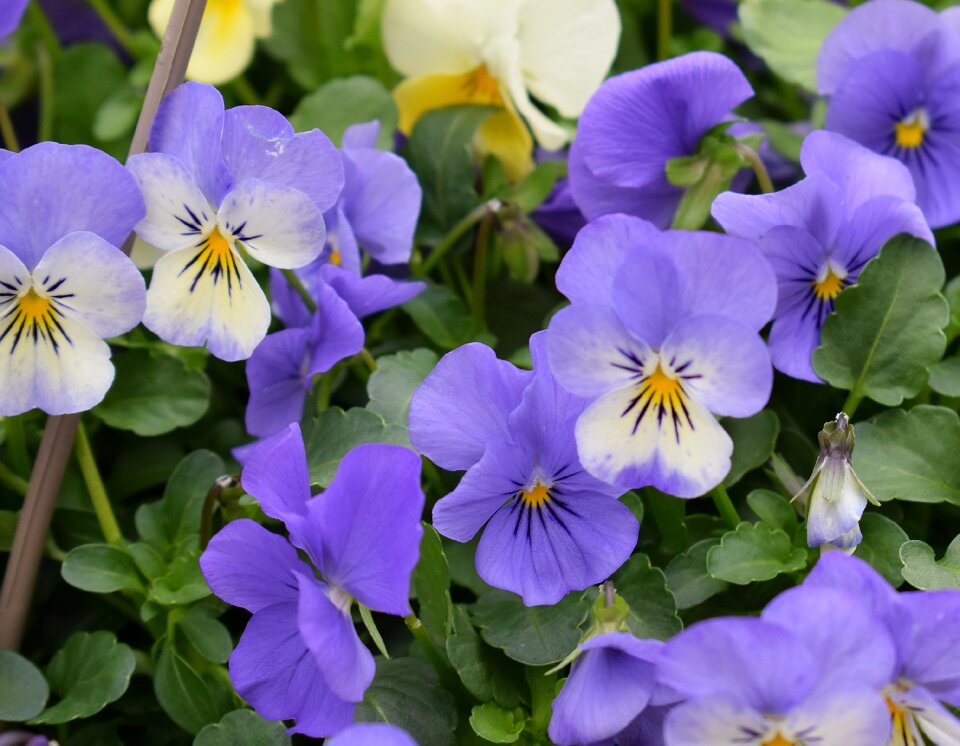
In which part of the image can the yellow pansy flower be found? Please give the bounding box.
[382,0,621,179]
[149,0,281,85]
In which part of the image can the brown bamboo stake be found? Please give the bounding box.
[0,0,207,651]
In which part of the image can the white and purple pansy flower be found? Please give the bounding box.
[545,214,776,498]
[127,81,344,361]
[0,142,146,415]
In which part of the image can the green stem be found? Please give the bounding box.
[471,209,494,331]
[232,75,260,105]
[710,483,741,530]
[74,422,122,545]
[841,390,863,420]
[0,102,19,152]
[404,614,450,677]
[34,40,54,142]
[198,476,240,551]
[357,347,377,372]
[0,461,28,496]
[315,371,333,413]
[414,200,499,277]
[526,666,557,736]
[282,268,318,314]
[657,0,672,61]
[736,144,775,195]
[27,2,62,60]
[86,0,137,57]
[4,416,30,477]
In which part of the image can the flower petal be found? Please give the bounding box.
[784,685,892,746]
[143,241,270,361]
[0,142,145,269]
[898,591,960,699]
[326,725,418,746]
[319,265,425,319]
[199,518,304,613]
[898,686,960,745]
[381,0,489,78]
[805,460,868,548]
[833,195,934,274]
[296,573,375,702]
[229,602,354,738]
[305,444,425,616]
[409,342,531,471]
[218,179,326,270]
[802,552,902,636]
[127,153,217,252]
[240,422,312,531]
[145,81,231,203]
[244,326,313,439]
[766,301,826,384]
[32,232,145,339]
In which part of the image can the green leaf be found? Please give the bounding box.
[738,0,848,91]
[746,489,798,534]
[496,160,567,214]
[928,356,960,397]
[469,702,524,744]
[853,406,960,505]
[154,643,220,735]
[854,512,909,587]
[900,536,960,591]
[0,650,48,721]
[149,550,211,606]
[812,236,948,406]
[302,407,398,486]
[707,522,808,585]
[194,709,291,745]
[356,658,458,746]
[32,631,135,724]
[723,411,780,487]
[93,87,142,143]
[366,348,439,444]
[403,283,476,350]
[645,489,689,555]
[61,544,144,594]
[406,105,495,240]
[93,350,211,436]
[446,606,524,708]
[178,607,233,664]
[413,523,453,645]
[472,590,590,666]
[665,538,728,610]
[0,509,17,550]
[611,554,682,639]
[289,75,397,148]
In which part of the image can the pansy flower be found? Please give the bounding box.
[568,52,754,228]
[148,0,282,84]
[0,143,146,415]
[0,0,27,38]
[546,214,776,497]
[805,552,960,745]
[409,333,638,606]
[381,0,620,179]
[549,632,671,746]
[817,0,960,228]
[326,724,417,746]
[128,82,342,362]
[200,427,425,737]
[713,130,932,382]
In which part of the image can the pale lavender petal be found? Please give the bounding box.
[832,195,933,275]
[664,696,773,746]
[803,552,902,637]
[409,343,530,471]
[898,591,960,699]
[229,602,354,738]
[240,423,312,529]
[305,444,424,616]
[342,121,381,149]
[784,685,891,746]
[0,0,27,37]
[149,82,232,205]
[326,724,417,746]
[199,519,304,613]
[296,573,375,702]
[319,264,425,318]
[245,327,314,438]
[767,301,825,384]
[0,143,145,269]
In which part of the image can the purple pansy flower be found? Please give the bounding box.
[326,724,417,746]
[127,82,343,361]
[549,632,670,746]
[0,143,146,415]
[0,0,27,38]
[658,607,893,746]
[817,0,960,228]
[200,428,425,738]
[409,332,638,606]
[545,214,776,497]
[568,51,753,228]
[713,130,932,383]
[805,552,960,744]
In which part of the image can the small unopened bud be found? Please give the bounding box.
[793,412,878,549]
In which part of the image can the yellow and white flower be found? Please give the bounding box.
[382,0,621,179]
[149,0,282,84]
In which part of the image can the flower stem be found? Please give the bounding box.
[0,462,28,496]
[657,0,672,61]
[415,200,500,278]
[34,40,54,143]
[74,422,122,545]
[0,102,19,152]
[4,417,30,478]
[526,666,557,736]
[841,389,863,420]
[357,347,377,372]
[27,3,62,60]
[86,0,138,57]
[471,208,494,331]
[198,476,240,551]
[232,75,260,105]
[282,268,318,314]
[736,144,775,195]
[710,483,741,529]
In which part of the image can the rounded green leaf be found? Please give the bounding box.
[61,544,144,594]
[723,411,780,487]
[665,539,728,610]
[900,537,960,591]
[854,512,909,587]
[0,650,49,721]
[707,522,808,585]
[289,75,397,148]
[469,702,523,744]
[611,554,682,639]
[194,709,290,746]
[154,643,220,735]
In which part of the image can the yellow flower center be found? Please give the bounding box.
[461,65,503,106]
[329,247,342,266]
[762,735,794,746]
[520,482,551,508]
[812,266,846,301]
[895,109,928,149]
[620,362,693,441]
[1,285,70,353]
[182,227,242,295]
[887,697,919,746]
[646,364,681,400]
[18,288,52,321]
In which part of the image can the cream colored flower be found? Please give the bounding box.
[149,0,281,85]
[382,0,620,179]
